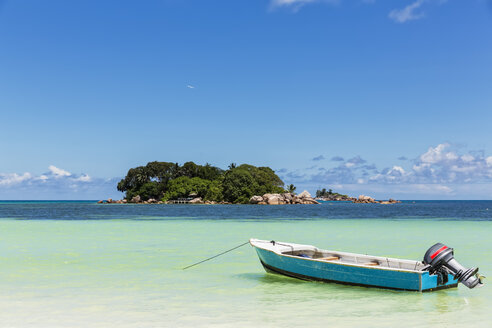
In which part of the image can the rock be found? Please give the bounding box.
[245,191,319,205]
[107,198,113,203]
[147,198,157,204]
[358,195,375,202]
[158,201,164,204]
[189,197,203,204]
[380,199,401,204]
[97,200,103,204]
[122,199,127,203]
[282,193,293,203]
[297,190,312,199]
[293,196,302,204]
[250,195,264,204]
[352,195,401,204]
[302,198,320,205]
[264,193,283,205]
[131,195,141,203]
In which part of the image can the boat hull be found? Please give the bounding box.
[253,242,458,292]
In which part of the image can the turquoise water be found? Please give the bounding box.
[0,202,491,327]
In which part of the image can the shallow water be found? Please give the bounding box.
[0,201,491,327]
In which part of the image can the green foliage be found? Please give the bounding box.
[136,182,163,200]
[316,188,348,198]
[287,184,296,194]
[221,165,285,203]
[222,169,256,203]
[162,177,211,201]
[204,179,224,202]
[117,161,286,203]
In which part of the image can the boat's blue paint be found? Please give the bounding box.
[421,271,457,290]
[254,247,458,291]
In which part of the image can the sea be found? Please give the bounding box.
[0,200,491,328]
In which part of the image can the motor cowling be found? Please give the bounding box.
[423,243,483,289]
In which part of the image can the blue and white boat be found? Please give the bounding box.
[250,239,464,292]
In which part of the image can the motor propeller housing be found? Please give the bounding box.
[423,243,483,289]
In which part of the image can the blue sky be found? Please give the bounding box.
[1,0,492,199]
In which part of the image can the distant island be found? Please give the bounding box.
[101,161,399,205]
[315,188,352,201]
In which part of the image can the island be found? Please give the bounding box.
[112,161,287,204]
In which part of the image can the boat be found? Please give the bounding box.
[250,239,484,292]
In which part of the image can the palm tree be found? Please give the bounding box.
[228,163,237,170]
[287,184,296,194]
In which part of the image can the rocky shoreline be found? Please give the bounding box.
[249,190,319,205]
[351,195,401,204]
[98,195,234,205]
[98,192,400,205]
[316,194,401,204]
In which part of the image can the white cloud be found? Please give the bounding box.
[420,143,452,164]
[0,166,121,200]
[461,154,474,162]
[279,143,492,195]
[0,172,32,186]
[390,166,405,175]
[389,0,426,23]
[271,0,318,6]
[270,0,445,22]
[37,175,49,181]
[48,165,71,177]
[186,85,195,89]
[486,156,492,167]
[270,0,338,11]
[75,174,91,182]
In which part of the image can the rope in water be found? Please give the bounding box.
[182,241,250,270]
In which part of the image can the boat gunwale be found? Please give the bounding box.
[250,238,425,274]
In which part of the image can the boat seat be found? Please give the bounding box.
[319,256,340,261]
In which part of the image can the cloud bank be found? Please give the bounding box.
[0,166,121,200]
[278,143,492,199]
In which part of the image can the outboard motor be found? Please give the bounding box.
[423,243,483,289]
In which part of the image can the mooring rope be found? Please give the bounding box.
[182,241,250,270]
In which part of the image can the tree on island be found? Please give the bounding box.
[315,188,348,199]
[117,161,286,204]
[287,184,296,194]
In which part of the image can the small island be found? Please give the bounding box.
[100,161,400,205]
[111,161,288,204]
